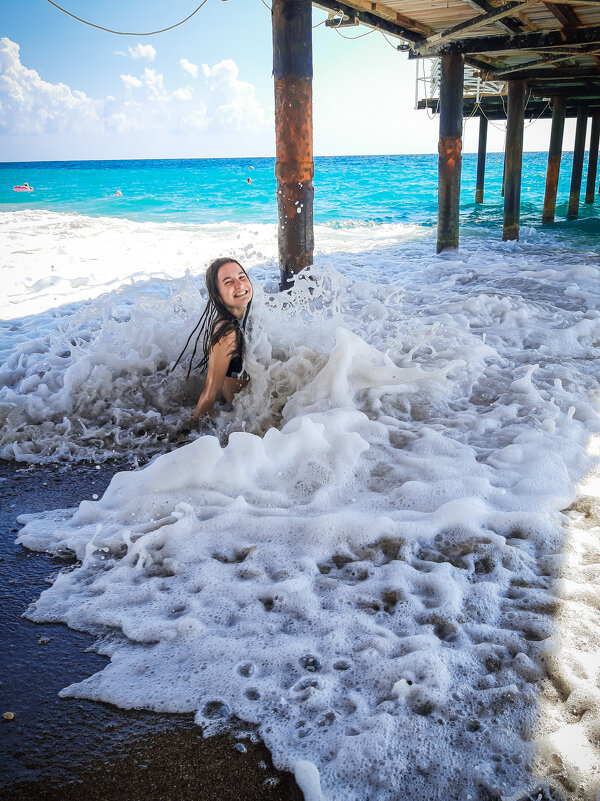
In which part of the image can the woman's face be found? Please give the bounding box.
[216,261,253,319]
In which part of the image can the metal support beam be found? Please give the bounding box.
[542,96,566,223]
[272,0,314,290]
[418,0,537,54]
[494,44,600,78]
[314,0,423,42]
[585,111,600,203]
[475,115,488,203]
[503,80,526,241]
[410,24,600,56]
[567,105,588,219]
[437,54,464,253]
[448,0,524,33]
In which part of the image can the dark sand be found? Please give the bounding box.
[0,460,302,801]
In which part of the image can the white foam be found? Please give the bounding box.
[7,209,600,800]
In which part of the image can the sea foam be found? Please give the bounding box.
[7,209,600,800]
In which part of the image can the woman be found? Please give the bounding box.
[173,258,253,419]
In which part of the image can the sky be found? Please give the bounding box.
[0,0,586,161]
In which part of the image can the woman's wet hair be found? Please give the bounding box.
[172,257,252,378]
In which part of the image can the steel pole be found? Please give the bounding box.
[437,54,464,253]
[584,111,599,204]
[272,0,314,290]
[502,80,525,241]
[567,105,588,220]
[475,115,488,204]
[542,96,566,224]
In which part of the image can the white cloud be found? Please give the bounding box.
[173,87,193,101]
[201,59,268,132]
[142,68,165,98]
[0,37,98,135]
[0,38,269,150]
[182,108,208,131]
[180,58,198,79]
[120,74,143,90]
[128,44,156,61]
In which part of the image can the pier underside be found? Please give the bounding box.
[273,0,599,274]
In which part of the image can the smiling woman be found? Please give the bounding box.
[172,257,253,420]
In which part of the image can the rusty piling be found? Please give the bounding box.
[542,96,566,224]
[437,54,464,253]
[585,111,599,204]
[567,105,588,219]
[502,80,525,241]
[475,115,488,204]
[272,0,314,290]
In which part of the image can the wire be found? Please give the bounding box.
[524,98,550,128]
[46,0,209,36]
[478,103,507,132]
[379,30,401,50]
[334,25,376,40]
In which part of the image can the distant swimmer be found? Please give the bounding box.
[13,182,33,192]
[115,190,123,196]
[172,258,253,420]
[247,177,252,184]
[249,166,254,171]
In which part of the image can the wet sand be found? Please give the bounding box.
[0,460,302,801]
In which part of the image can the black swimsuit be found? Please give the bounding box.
[226,354,248,380]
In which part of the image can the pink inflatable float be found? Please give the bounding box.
[13,183,33,192]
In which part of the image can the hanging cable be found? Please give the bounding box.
[334,25,376,40]
[46,0,209,36]
[478,103,507,133]
[379,30,401,50]
[524,98,550,128]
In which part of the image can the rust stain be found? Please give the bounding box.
[438,135,462,170]
[274,75,314,276]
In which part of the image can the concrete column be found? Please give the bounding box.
[437,54,464,253]
[272,0,314,290]
[542,96,566,224]
[475,115,488,204]
[567,105,588,219]
[502,80,525,241]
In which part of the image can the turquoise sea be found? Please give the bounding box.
[1,152,598,232]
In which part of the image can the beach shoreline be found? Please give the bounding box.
[0,459,302,801]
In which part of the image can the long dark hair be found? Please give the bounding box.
[172,257,252,379]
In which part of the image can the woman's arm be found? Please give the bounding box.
[192,330,237,419]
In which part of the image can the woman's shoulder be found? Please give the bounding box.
[212,320,238,348]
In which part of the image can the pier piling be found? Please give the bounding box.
[436,54,464,253]
[502,80,525,241]
[585,111,599,204]
[272,0,314,290]
[475,115,488,204]
[567,105,588,219]
[542,96,566,224]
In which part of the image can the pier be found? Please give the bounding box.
[273,0,600,281]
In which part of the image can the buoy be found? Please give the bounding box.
[13,183,33,192]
